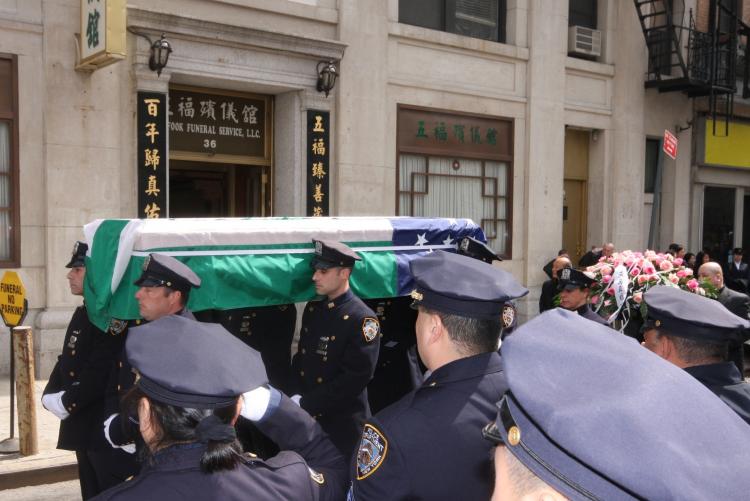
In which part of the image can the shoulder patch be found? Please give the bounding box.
[109,319,128,336]
[501,303,516,330]
[362,317,380,343]
[356,423,388,480]
[308,467,325,485]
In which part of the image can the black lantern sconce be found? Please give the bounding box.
[149,34,172,76]
[127,28,173,77]
[316,60,338,97]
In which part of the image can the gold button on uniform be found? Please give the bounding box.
[118,361,123,368]
[71,403,76,408]
[323,357,327,362]
[343,315,349,320]
[71,350,75,355]
[302,348,306,354]
[508,426,521,446]
[69,371,75,377]
[309,307,314,312]
[300,371,305,376]
[317,377,323,383]
[331,336,336,341]
[117,385,121,391]
[429,382,437,387]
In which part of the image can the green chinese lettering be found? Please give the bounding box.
[86,9,100,48]
[434,122,448,142]
[453,124,465,143]
[471,126,482,144]
[486,127,498,146]
[416,120,428,139]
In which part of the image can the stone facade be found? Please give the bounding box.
[0,0,732,376]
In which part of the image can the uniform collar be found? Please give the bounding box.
[422,351,502,387]
[683,362,743,386]
[575,304,591,316]
[146,442,205,472]
[321,288,355,309]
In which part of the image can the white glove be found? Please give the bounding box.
[291,394,302,406]
[103,413,136,454]
[240,386,272,421]
[42,391,69,420]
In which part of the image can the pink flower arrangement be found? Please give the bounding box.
[586,249,717,327]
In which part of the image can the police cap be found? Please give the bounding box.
[126,315,267,408]
[134,253,202,293]
[642,285,750,342]
[65,241,88,268]
[408,250,528,320]
[484,309,750,499]
[556,267,593,291]
[457,237,502,263]
[310,239,361,269]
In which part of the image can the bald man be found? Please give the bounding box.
[578,242,614,267]
[539,256,571,313]
[699,261,749,374]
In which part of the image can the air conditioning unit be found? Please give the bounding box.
[568,25,602,58]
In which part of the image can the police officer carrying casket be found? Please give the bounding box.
[41,242,126,499]
[102,253,202,462]
[350,250,528,500]
[92,315,347,501]
[289,239,380,458]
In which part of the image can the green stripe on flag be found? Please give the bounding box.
[84,219,131,330]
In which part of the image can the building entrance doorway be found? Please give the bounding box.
[169,161,269,217]
[563,129,590,263]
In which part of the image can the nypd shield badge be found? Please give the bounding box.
[502,303,516,330]
[362,317,380,343]
[356,424,388,480]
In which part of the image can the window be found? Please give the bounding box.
[398,155,511,256]
[569,0,597,29]
[0,55,17,267]
[644,138,660,194]
[399,0,506,44]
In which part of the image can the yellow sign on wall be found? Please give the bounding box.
[704,119,750,169]
[0,271,26,327]
[78,0,126,70]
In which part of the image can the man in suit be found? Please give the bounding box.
[539,256,571,313]
[699,261,749,375]
[578,242,614,267]
[725,247,749,293]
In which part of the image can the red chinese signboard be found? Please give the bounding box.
[663,129,678,160]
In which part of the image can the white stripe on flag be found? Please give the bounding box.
[131,244,457,257]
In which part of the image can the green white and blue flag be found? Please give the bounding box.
[82,217,485,330]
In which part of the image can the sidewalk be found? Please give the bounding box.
[0,377,77,489]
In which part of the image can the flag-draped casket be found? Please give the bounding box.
[82,217,485,331]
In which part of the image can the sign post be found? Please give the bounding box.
[0,270,27,454]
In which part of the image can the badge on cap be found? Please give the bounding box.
[362,318,380,343]
[356,424,388,480]
[559,268,571,281]
[315,240,323,256]
[142,255,151,271]
[410,290,423,301]
[71,241,80,256]
[502,303,516,329]
[460,237,470,253]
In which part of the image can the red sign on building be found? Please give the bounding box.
[663,129,678,160]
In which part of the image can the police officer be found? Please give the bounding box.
[642,285,750,425]
[350,250,528,500]
[92,315,347,500]
[364,295,421,414]
[42,242,123,499]
[102,253,202,457]
[556,267,608,325]
[483,309,750,500]
[289,239,380,458]
[457,237,519,335]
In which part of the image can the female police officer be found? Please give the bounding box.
[93,315,347,500]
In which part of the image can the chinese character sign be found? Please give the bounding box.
[307,110,330,217]
[138,92,167,219]
[168,88,269,161]
[79,0,126,68]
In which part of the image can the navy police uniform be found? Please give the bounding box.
[103,254,201,455]
[290,240,380,458]
[643,285,750,425]
[557,267,608,326]
[94,316,347,500]
[351,251,528,500]
[42,242,126,499]
[364,296,422,414]
[484,309,750,499]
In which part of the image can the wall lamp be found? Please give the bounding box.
[127,28,173,77]
[316,60,338,97]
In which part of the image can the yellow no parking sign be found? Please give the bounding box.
[0,271,27,327]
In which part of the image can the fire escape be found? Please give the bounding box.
[634,0,750,135]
